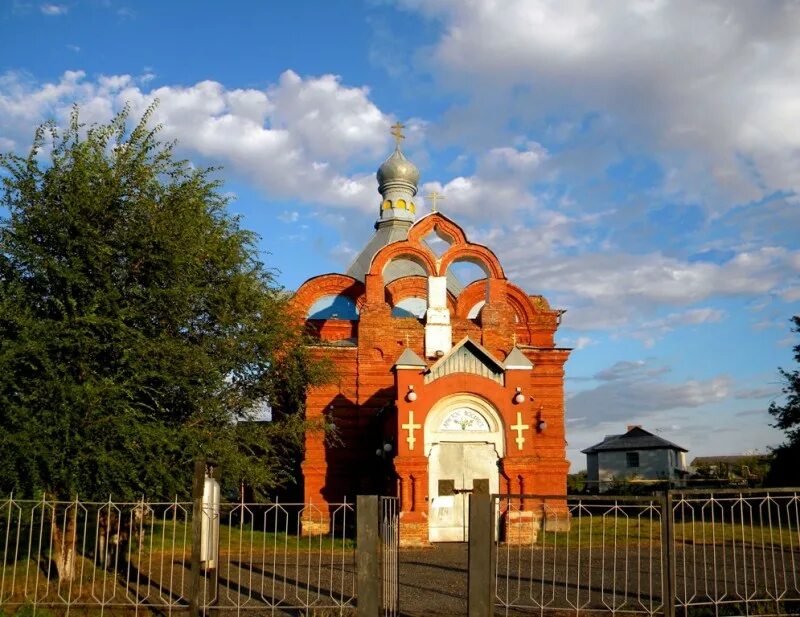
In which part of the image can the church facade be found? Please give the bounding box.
[292,129,570,544]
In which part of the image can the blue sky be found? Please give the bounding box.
[2,0,799,469]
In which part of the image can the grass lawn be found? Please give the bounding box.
[534,515,799,549]
[144,518,355,553]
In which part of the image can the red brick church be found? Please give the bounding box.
[292,126,570,544]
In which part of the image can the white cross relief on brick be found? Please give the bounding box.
[402,410,422,450]
[511,411,529,450]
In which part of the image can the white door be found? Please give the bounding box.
[428,442,498,542]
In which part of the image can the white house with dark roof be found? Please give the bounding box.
[582,426,688,490]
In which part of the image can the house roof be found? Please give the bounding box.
[581,426,688,454]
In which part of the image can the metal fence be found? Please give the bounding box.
[489,489,800,617]
[379,496,399,617]
[671,489,800,616]
[0,495,358,616]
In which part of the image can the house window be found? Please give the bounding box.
[626,452,640,468]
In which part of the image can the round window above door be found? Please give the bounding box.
[439,408,491,432]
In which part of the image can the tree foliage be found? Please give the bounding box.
[0,106,326,501]
[767,315,800,486]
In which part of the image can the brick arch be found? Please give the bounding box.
[368,241,439,278]
[456,280,536,325]
[455,280,488,319]
[292,274,366,318]
[408,213,468,246]
[385,275,457,315]
[506,283,538,323]
[440,244,505,280]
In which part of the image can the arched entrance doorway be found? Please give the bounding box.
[424,394,505,542]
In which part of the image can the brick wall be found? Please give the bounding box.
[292,213,571,540]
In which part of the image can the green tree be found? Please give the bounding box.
[566,470,587,494]
[0,106,326,505]
[767,315,800,486]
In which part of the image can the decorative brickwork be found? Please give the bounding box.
[292,202,570,543]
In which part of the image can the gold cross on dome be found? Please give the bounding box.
[390,121,406,146]
[426,191,445,213]
[402,410,422,451]
[511,411,529,450]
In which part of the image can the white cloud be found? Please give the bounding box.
[495,237,800,329]
[567,358,731,427]
[734,386,781,400]
[278,210,300,223]
[400,0,800,208]
[420,142,548,218]
[567,336,594,350]
[0,69,394,211]
[1,67,795,335]
[594,359,671,382]
[478,142,549,178]
[268,70,386,163]
[628,308,726,347]
[40,3,67,15]
[422,176,536,219]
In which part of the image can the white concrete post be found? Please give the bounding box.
[425,275,452,358]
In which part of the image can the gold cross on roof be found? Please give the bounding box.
[390,121,406,147]
[426,191,445,212]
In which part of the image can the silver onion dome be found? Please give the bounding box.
[377,147,420,195]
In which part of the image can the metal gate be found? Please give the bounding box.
[380,496,399,616]
[472,490,800,617]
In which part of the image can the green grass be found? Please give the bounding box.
[534,516,799,549]
[0,521,355,609]
[144,519,355,553]
[537,516,660,548]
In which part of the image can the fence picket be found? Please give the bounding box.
[491,489,800,616]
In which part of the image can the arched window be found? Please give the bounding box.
[439,408,491,432]
[448,260,487,286]
[467,300,485,319]
[392,297,427,318]
[307,295,359,320]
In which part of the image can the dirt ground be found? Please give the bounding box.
[4,541,798,617]
[396,542,800,617]
[398,544,470,616]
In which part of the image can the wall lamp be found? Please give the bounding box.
[513,387,526,404]
[375,441,393,457]
[406,385,418,402]
[536,406,547,432]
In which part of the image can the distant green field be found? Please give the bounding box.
[533,516,799,549]
[144,518,355,552]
